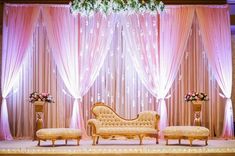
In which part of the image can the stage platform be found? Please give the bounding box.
[0,138,235,156]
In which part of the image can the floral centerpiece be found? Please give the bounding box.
[29,92,54,103]
[185,92,208,126]
[70,0,165,16]
[185,92,209,102]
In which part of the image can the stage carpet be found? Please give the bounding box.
[0,138,235,156]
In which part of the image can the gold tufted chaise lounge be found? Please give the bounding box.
[88,102,160,145]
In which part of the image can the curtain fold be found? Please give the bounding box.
[123,7,195,131]
[0,5,40,140]
[42,7,115,137]
[196,5,234,139]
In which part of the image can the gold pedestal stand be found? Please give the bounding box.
[192,101,202,126]
[33,101,45,140]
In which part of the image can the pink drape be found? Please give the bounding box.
[196,6,234,139]
[42,7,115,138]
[123,7,194,132]
[0,5,39,140]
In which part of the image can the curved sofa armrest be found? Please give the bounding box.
[88,119,101,135]
[88,119,101,128]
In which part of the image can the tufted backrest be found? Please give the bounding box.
[91,102,160,129]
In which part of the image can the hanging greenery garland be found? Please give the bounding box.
[70,0,165,16]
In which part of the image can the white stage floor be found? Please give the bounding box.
[0,138,235,156]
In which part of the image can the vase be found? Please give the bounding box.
[192,101,202,126]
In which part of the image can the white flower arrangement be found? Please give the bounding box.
[70,0,165,16]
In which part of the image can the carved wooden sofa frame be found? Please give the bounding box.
[88,102,160,145]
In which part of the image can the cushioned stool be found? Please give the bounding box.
[36,128,82,147]
[162,126,209,146]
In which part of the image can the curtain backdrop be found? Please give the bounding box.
[42,6,116,137]
[0,5,40,140]
[1,4,232,139]
[123,7,195,132]
[196,6,234,139]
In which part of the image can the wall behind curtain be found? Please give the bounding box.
[7,14,223,138]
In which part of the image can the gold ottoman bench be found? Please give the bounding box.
[36,128,82,147]
[162,126,209,146]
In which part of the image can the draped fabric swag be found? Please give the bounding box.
[0,4,233,140]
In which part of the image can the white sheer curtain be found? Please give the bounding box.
[196,6,234,138]
[7,21,74,138]
[0,5,39,140]
[123,7,195,131]
[42,6,116,137]
[42,6,85,135]
[71,12,116,136]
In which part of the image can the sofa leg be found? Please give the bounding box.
[92,136,97,145]
[37,140,40,146]
[205,139,208,146]
[139,135,144,145]
[189,139,193,146]
[77,138,80,145]
[65,139,67,145]
[96,136,99,144]
[52,140,55,147]
[156,137,159,144]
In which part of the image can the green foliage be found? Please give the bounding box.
[70,0,165,16]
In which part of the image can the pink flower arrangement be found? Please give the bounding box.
[185,92,209,102]
[29,92,54,103]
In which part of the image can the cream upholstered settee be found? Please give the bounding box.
[88,102,160,145]
[36,128,82,147]
[162,126,209,146]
